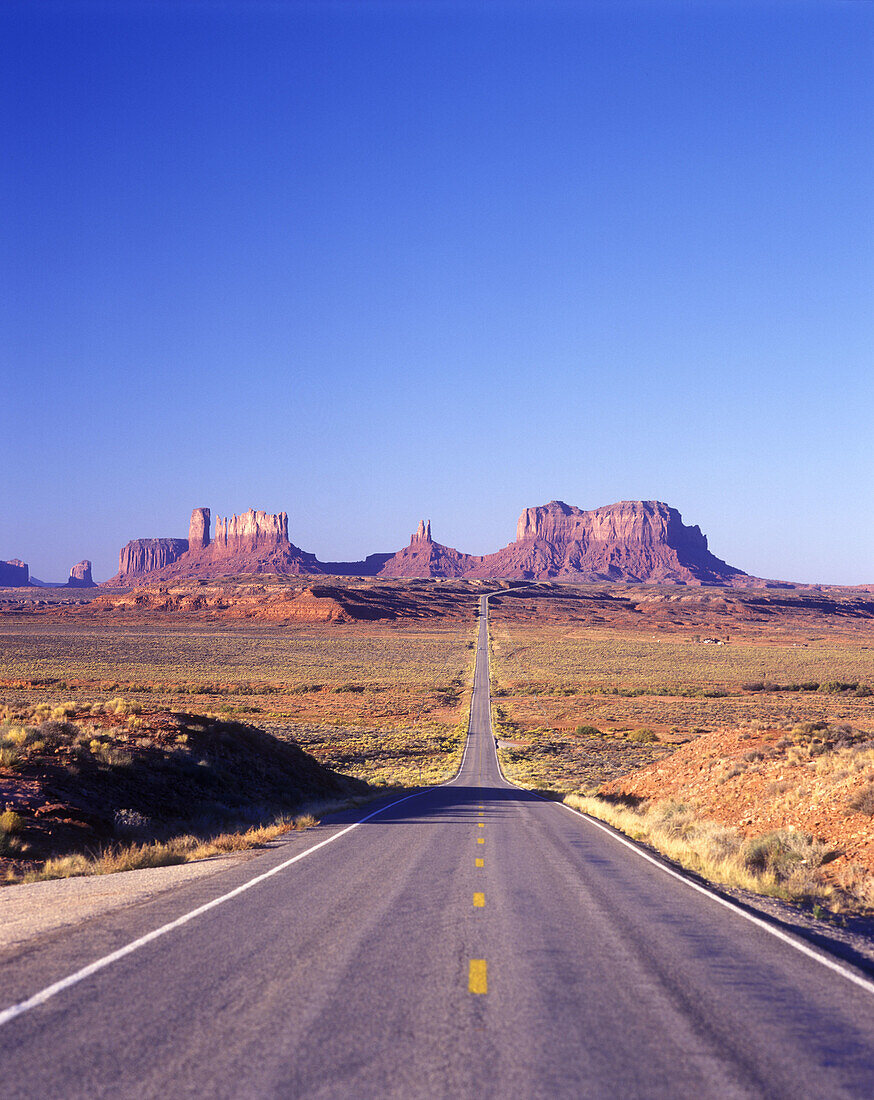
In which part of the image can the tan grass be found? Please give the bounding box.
[563,793,844,906]
[12,802,354,885]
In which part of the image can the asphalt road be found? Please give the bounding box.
[1,595,873,1098]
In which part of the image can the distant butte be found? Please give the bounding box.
[98,499,768,588]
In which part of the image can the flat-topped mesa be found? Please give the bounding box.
[118,538,189,579]
[188,508,211,551]
[0,559,29,586]
[472,499,745,584]
[412,519,432,543]
[214,510,289,553]
[516,500,708,553]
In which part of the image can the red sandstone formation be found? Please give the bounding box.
[214,509,288,552]
[67,560,94,587]
[106,507,325,584]
[0,559,29,586]
[116,538,189,582]
[378,521,481,579]
[188,508,210,551]
[464,501,747,585]
[105,499,756,587]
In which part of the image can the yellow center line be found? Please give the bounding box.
[469,959,488,994]
[478,823,484,828]
[477,837,484,844]
[475,858,484,867]
[473,892,485,907]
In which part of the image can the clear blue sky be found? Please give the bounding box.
[2,0,872,583]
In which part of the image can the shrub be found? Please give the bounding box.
[0,746,22,768]
[0,809,23,834]
[818,681,857,695]
[847,783,874,817]
[628,727,658,743]
[574,724,602,738]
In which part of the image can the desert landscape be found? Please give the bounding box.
[5,4,873,1091]
[2,564,872,914]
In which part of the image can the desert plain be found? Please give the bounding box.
[1,576,873,913]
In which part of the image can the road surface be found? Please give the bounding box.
[1,595,873,1097]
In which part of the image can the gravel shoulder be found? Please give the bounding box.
[0,852,255,952]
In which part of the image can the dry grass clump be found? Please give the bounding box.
[627,727,658,743]
[846,782,874,817]
[564,794,838,905]
[16,809,326,884]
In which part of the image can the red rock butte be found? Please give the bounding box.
[102,499,763,587]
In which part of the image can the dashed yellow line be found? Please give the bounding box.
[477,837,484,844]
[473,892,485,907]
[469,959,488,994]
[475,857,484,867]
[478,823,484,828]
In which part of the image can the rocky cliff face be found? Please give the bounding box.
[68,560,95,587]
[377,501,749,584]
[379,522,481,579]
[106,499,753,587]
[117,538,189,581]
[107,507,324,584]
[0,559,29,586]
[468,501,746,584]
[214,510,289,552]
[188,508,211,551]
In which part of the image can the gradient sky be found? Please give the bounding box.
[2,0,872,583]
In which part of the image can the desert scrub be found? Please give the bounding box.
[847,782,874,816]
[563,794,844,907]
[0,810,25,856]
[13,809,328,884]
[627,727,658,743]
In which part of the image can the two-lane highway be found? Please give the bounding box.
[1,595,873,1097]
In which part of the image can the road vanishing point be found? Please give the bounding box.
[2,595,873,1097]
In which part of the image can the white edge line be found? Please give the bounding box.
[553,800,874,998]
[484,595,874,998]
[0,787,427,1029]
[0,605,485,1029]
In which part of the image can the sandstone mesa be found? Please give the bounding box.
[91,499,769,588]
[4,498,829,589]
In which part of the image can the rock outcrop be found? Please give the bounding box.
[105,499,755,587]
[117,538,189,581]
[67,560,95,587]
[0,559,29,586]
[467,501,747,584]
[377,501,749,585]
[379,522,481,579]
[106,507,326,584]
[188,508,211,551]
[214,509,288,552]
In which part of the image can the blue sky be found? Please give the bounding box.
[2,0,872,583]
